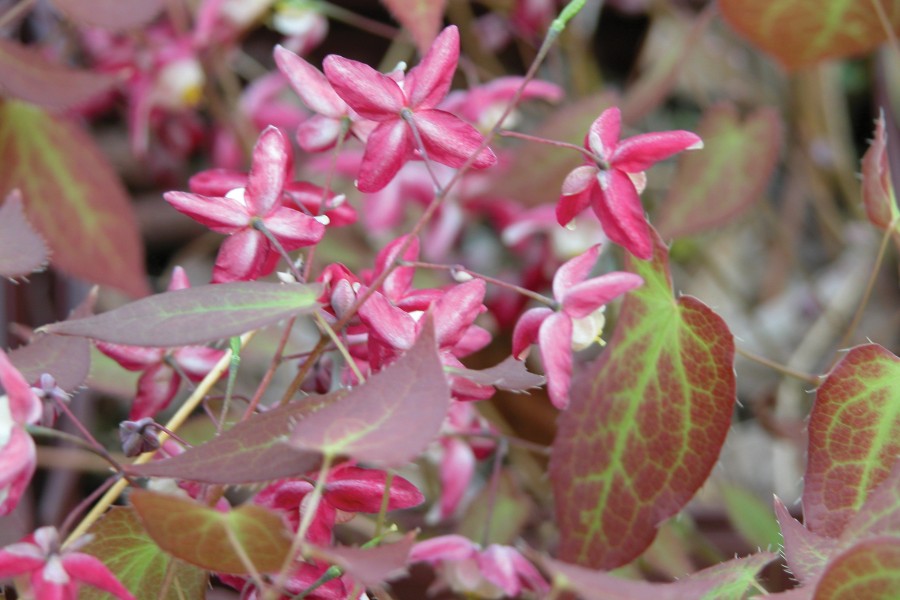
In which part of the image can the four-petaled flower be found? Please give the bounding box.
[0,527,135,599]
[322,25,496,192]
[512,244,643,409]
[556,106,702,259]
[164,126,326,282]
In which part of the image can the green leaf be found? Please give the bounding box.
[718,0,900,70]
[656,103,782,239]
[813,537,900,600]
[0,100,148,297]
[721,483,783,552]
[289,317,451,467]
[803,344,900,538]
[130,490,292,575]
[42,281,322,346]
[79,506,206,600]
[549,231,736,569]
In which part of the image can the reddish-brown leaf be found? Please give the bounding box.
[719,0,900,70]
[544,552,775,599]
[803,345,900,538]
[861,111,898,230]
[775,497,837,586]
[0,39,117,111]
[0,101,148,297]
[840,458,900,546]
[813,537,900,599]
[289,318,451,467]
[549,231,735,569]
[656,103,781,239]
[130,490,292,575]
[51,0,163,30]
[0,190,48,278]
[308,533,415,587]
[379,0,446,54]
[448,356,545,393]
[131,394,335,483]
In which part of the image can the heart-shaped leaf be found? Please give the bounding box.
[803,344,900,538]
[131,394,334,483]
[550,230,735,569]
[79,506,207,600]
[289,318,450,467]
[0,190,48,278]
[130,490,292,575]
[813,537,900,599]
[719,0,900,70]
[42,282,322,346]
[657,103,781,239]
[0,100,148,297]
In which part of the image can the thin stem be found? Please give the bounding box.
[481,438,507,547]
[294,566,342,599]
[63,332,253,547]
[400,260,554,306]
[217,337,243,434]
[736,346,820,386]
[499,129,595,159]
[453,430,552,456]
[253,219,306,282]
[315,1,400,39]
[57,475,119,540]
[314,312,364,384]
[0,0,36,30]
[49,399,134,483]
[836,218,898,351]
[872,0,900,64]
[27,425,126,475]
[401,109,445,194]
[242,318,296,422]
[225,525,267,594]
[374,470,394,538]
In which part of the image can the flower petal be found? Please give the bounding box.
[439,437,475,518]
[211,229,273,283]
[357,120,414,193]
[511,307,552,359]
[0,426,36,516]
[323,55,405,119]
[562,272,644,318]
[409,534,477,564]
[275,45,347,117]
[94,343,163,371]
[478,545,522,597]
[592,170,653,260]
[538,312,573,410]
[429,279,486,349]
[246,126,291,216]
[172,346,226,380]
[413,110,496,169]
[0,350,41,425]
[188,169,247,197]
[357,291,416,350]
[587,107,621,160]
[374,235,419,302]
[405,25,459,109]
[324,466,424,512]
[261,206,326,250]
[552,244,601,302]
[130,363,180,420]
[296,114,345,153]
[612,130,703,172]
[61,552,136,599]
[556,180,594,228]
[163,191,248,233]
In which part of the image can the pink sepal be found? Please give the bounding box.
[552,244,601,300]
[323,55,405,119]
[246,126,291,216]
[439,437,476,518]
[511,307,552,359]
[274,46,346,118]
[131,363,180,420]
[613,129,703,172]
[0,350,41,425]
[324,466,424,512]
[413,110,496,169]
[60,552,136,599]
[594,169,652,260]
[409,534,477,564]
[0,426,37,516]
[563,272,644,318]
[163,191,249,233]
[431,279,487,349]
[405,25,459,109]
[538,312,573,410]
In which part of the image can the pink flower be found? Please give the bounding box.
[96,268,226,419]
[557,106,703,259]
[441,76,563,132]
[322,25,496,192]
[0,350,41,516]
[512,244,643,409]
[0,527,135,599]
[410,535,548,598]
[164,126,326,282]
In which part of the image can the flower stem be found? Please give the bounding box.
[399,259,554,306]
[314,312,364,384]
[735,346,820,386]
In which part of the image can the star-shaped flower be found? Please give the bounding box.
[557,106,702,259]
[512,244,643,409]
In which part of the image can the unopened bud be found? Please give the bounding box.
[119,418,161,457]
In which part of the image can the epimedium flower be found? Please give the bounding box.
[0,349,41,516]
[0,527,135,599]
[512,244,643,410]
[322,25,497,192]
[164,126,327,283]
[557,106,703,260]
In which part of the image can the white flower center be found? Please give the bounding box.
[570,306,607,352]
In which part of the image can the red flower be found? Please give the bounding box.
[0,349,41,516]
[512,244,643,409]
[322,25,496,192]
[164,126,326,282]
[556,106,702,259]
[0,527,135,599]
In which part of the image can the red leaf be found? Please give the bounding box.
[130,490,292,575]
[719,0,900,70]
[308,534,415,587]
[543,552,775,599]
[51,0,163,30]
[0,101,148,297]
[289,317,451,467]
[42,282,322,346]
[379,0,447,54]
[657,103,782,239]
[861,111,898,230]
[813,537,900,599]
[448,355,546,393]
[803,345,900,538]
[130,395,334,484]
[774,497,837,586]
[840,458,900,546]
[0,190,48,278]
[0,39,117,111]
[549,230,735,569]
